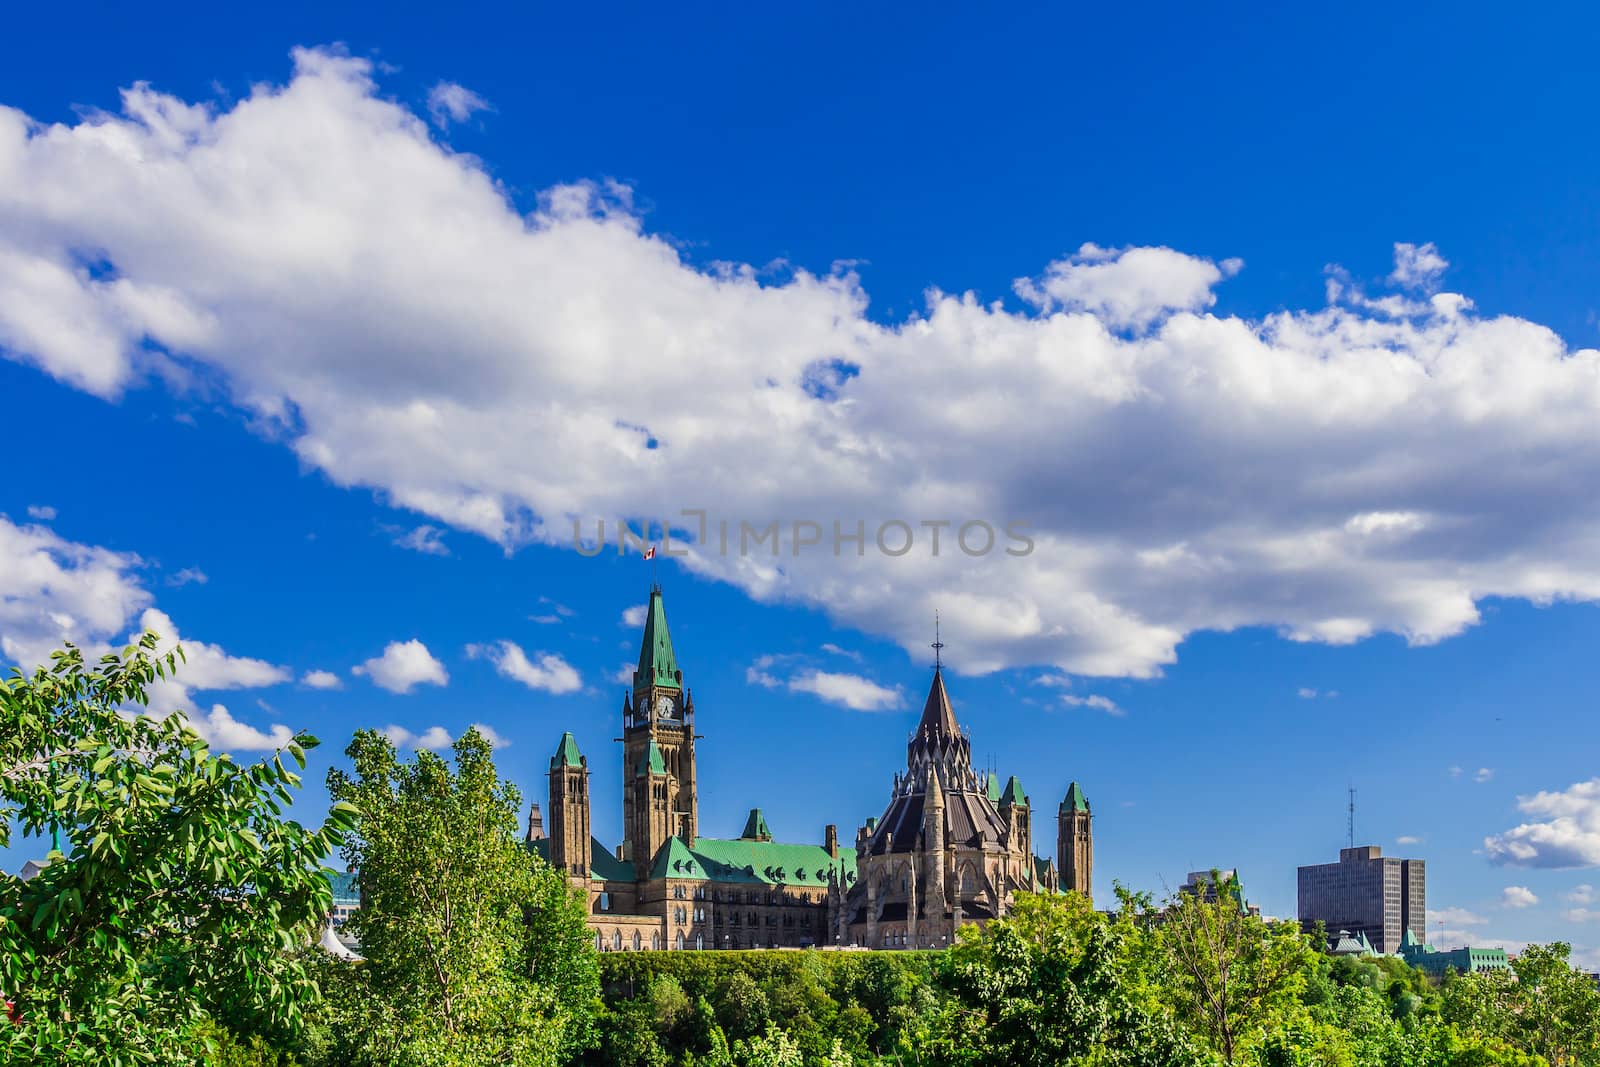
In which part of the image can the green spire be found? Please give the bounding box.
[636,739,667,777]
[1001,775,1028,807]
[635,586,681,691]
[551,732,583,769]
[985,772,1001,804]
[1061,781,1090,813]
[740,808,773,842]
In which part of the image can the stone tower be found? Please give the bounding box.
[1058,781,1092,898]
[548,732,592,878]
[622,586,698,876]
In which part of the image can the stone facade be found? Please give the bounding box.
[529,586,1094,951]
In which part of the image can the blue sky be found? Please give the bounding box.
[5,3,1600,958]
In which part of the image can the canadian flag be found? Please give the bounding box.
[643,545,657,560]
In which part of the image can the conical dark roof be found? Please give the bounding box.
[917,668,960,738]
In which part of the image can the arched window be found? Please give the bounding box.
[594,931,602,951]
[651,933,660,950]
[695,934,703,950]
[675,931,684,950]
[631,931,641,951]
[612,930,622,952]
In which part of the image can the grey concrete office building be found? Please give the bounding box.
[1297,845,1425,954]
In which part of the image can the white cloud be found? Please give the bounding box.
[1475,767,1495,783]
[1501,885,1539,908]
[1396,835,1422,845]
[1486,778,1600,868]
[25,505,55,520]
[1389,242,1449,292]
[786,668,905,712]
[301,668,343,689]
[382,723,452,750]
[426,81,490,127]
[166,566,208,587]
[466,639,581,694]
[1060,693,1124,716]
[621,605,647,628]
[393,524,449,556]
[1568,884,1596,905]
[1449,766,1465,778]
[1433,905,1488,927]
[1297,687,1318,699]
[820,642,862,661]
[1563,907,1600,923]
[1014,242,1241,329]
[355,639,448,694]
[9,54,1600,681]
[136,608,290,692]
[193,703,295,750]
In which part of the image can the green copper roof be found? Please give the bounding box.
[985,772,1001,804]
[526,835,633,882]
[1001,775,1027,807]
[1061,781,1090,813]
[635,586,681,690]
[740,808,773,842]
[636,739,667,777]
[551,731,583,769]
[648,834,857,887]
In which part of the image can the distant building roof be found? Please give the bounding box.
[649,834,857,887]
[740,808,773,842]
[527,834,633,882]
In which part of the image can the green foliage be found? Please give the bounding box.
[0,636,352,1065]
[1442,943,1600,1067]
[316,727,599,1067]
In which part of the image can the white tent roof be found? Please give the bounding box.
[317,923,363,961]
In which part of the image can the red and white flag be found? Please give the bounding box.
[643,545,656,560]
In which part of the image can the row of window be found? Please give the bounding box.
[599,930,704,952]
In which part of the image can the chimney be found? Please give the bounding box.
[825,824,839,858]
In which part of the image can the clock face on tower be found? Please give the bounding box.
[654,694,676,720]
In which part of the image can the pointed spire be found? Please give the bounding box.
[551,732,583,769]
[985,771,1002,804]
[916,668,961,739]
[1061,781,1090,813]
[1000,775,1027,808]
[635,585,681,690]
[740,808,773,842]
[924,763,945,810]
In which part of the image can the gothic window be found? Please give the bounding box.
[651,933,660,950]
[695,934,703,950]
[674,885,684,899]
[612,931,622,952]
[675,931,684,950]
[632,931,641,951]
[594,932,602,951]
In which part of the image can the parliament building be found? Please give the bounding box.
[526,587,1093,950]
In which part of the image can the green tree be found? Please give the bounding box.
[913,892,1202,1067]
[1156,871,1315,1063]
[1509,943,1600,1067]
[323,727,598,1066]
[0,636,352,1065]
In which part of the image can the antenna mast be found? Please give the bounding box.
[1347,786,1357,849]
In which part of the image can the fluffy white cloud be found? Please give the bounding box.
[466,640,581,694]
[786,668,904,712]
[1396,835,1422,845]
[1389,242,1449,291]
[469,722,510,749]
[166,566,208,587]
[1014,242,1242,329]
[382,723,453,749]
[1486,778,1600,869]
[193,703,295,750]
[1476,768,1495,784]
[9,53,1600,679]
[426,81,490,127]
[1501,885,1539,908]
[609,663,635,685]
[25,504,55,520]
[355,639,448,693]
[0,519,299,751]
[1568,884,1596,905]
[1060,693,1123,716]
[301,668,343,689]
[621,605,647,628]
[1563,907,1600,923]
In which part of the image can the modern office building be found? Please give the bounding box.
[1297,845,1425,954]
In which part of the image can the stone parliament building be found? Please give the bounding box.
[526,587,1093,951]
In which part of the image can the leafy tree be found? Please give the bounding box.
[1508,943,1600,1066]
[322,727,598,1066]
[0,637,352,1066]
[1156,871,1315,1063]
[914,892,1202,1067]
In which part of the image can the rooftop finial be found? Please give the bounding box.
[932,610,944,670]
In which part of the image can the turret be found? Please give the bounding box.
[922,764,947,919]
[1058,781,1093,899]
[548,733,591,879]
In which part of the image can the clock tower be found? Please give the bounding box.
[621,585,698,876]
